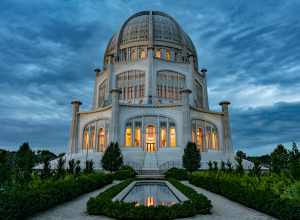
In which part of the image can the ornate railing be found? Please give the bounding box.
[123,161,143,174]
[158,160,182,173]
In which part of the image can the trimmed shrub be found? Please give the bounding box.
[87,179,211,220]
[190,171,300,220]
[165,168,188,180]
[114,165,137,180]
[0,173,113,220]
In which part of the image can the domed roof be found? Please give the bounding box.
[104,11,197,61]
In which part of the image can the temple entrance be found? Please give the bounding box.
[145,125,156,152]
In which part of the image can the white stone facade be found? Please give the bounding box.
[67,11,234,171]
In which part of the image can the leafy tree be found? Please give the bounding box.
[288,142,300,179]
[56,156,66,177]
[250,159,262,177]
[271,144,289,173]
[68,159,75,174]
[182,142,200,172]
[213,161,218,171]
[0,150,12,186]
[84,160,94,174]
[220,161,226,171]
[75,160,81,175]
[207,161,213,170]
[235,150,245,174]
[101,142,123,172]
[15,143,34,184]
[34,150,57,164]
[226,160,233,172]
[41,157,51,179]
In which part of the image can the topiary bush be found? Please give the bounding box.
[114,165,137,180]
[0,173,113,220]
[190,171,300,220]
[165,168,188,180]
[87,179,211,220]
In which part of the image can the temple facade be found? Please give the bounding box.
[67,11,234,171]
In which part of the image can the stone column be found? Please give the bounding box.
[201,68,209,110]
[110,89,121,143]
[146,47,154,104]
[180,89,192,148]
[69,100,82,153]
[219,101,233,153]
[92,68,101,109]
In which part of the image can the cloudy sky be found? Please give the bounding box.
[0,0,299,155]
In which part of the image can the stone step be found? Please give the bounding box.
[136,174,165,179]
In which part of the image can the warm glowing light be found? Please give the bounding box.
[169,127,176,147]
[196,128,203,151]
[83,128,89,149]
[155,49,161,58]
[98,128,106,152]
[131,48,136,60]
[134,127,141,146]
[146,196,155,207]
[160,127,167,147]
[90,126,95,149]
[165,48,171,61]
[146,125,156,152]
[125,127,132,146]
[140,49,146,59]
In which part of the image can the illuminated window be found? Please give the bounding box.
[166,48,171,61]
[211,128,219,150]
[155,49,161,58]
[206,126,211,150]
[160,127,167,147]
[98,128,106,152]
[83,127,89,149]
[125,127,132,146]
[131,48,136,60]
[169,127,176,147]
[90,126,95,149]
[134,127,141,146]
[196,128,203,151]
[140,48,146,59]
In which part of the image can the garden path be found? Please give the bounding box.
[29,180,278,220]
[181,181,277,220]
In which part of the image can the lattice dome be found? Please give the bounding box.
[104,11,197,62]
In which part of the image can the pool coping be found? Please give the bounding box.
[112,180,189,203]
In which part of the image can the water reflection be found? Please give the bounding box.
[122,182,179,206]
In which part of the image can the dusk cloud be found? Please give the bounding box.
[0,0,299,155]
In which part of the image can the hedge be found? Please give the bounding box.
[190,171,300,220]
[87,179,211,220]
[0,173,113,220]
[114,165,137,180]
[165,168,188,180]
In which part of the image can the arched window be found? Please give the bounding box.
[134,124,141,146]
[196,128,204,151]
[131,48,136,60]
[160,122,167,147]
[155,48,162,58]
[83,127,89,149]
[90,126,95,149]
[117,70,145,101]
[125,127,132,146]
[97,128,106,152]
[169,127,176,147]
[140,48,146,59]
[165,48,171,61]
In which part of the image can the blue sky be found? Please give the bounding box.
[0,0,299,155]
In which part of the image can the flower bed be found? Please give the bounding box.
[87,178,212,220]
[190,171,300,220]
[0,173,113,220]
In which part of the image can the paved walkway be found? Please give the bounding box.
[30,181,277,220]
[181,181,277,220]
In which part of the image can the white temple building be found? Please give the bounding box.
[66,11,235,172]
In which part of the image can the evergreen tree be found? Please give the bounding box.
[182,142,201,172]
[226,160,233,172]
[75,160,81,175]
[271,144,289,173]
[213,161,218,171]
[220,160,226,171]
[0,150,12,186]
[288,142,300,179]
[235,151,244,175]
[56,156,66,177]
[15,143,34,184]
[207,161,213,170]
[101,142,123,172]
[68,159,75,174]
[84,160,94,174]
[250,159,262,177]
[41,157,51,179]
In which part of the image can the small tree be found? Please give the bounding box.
[84,160,94,174]
[101,142,123,172]
[226,160,233,172]
[68,159,75,174]
[220,160,226,171]
[41,157,51,179]
[288,142,300,179]
[213,161,218,171]
[0,150,12,186]
[271,144,289,173]
[235,151,244,175]
[75,160,81,175]
[182,142,200,172]
[250,159,262,177]
[15,143,34,184]
[208,161,213,170]
[56,157,66,177]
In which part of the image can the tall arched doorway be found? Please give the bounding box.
[145,125,156,152]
